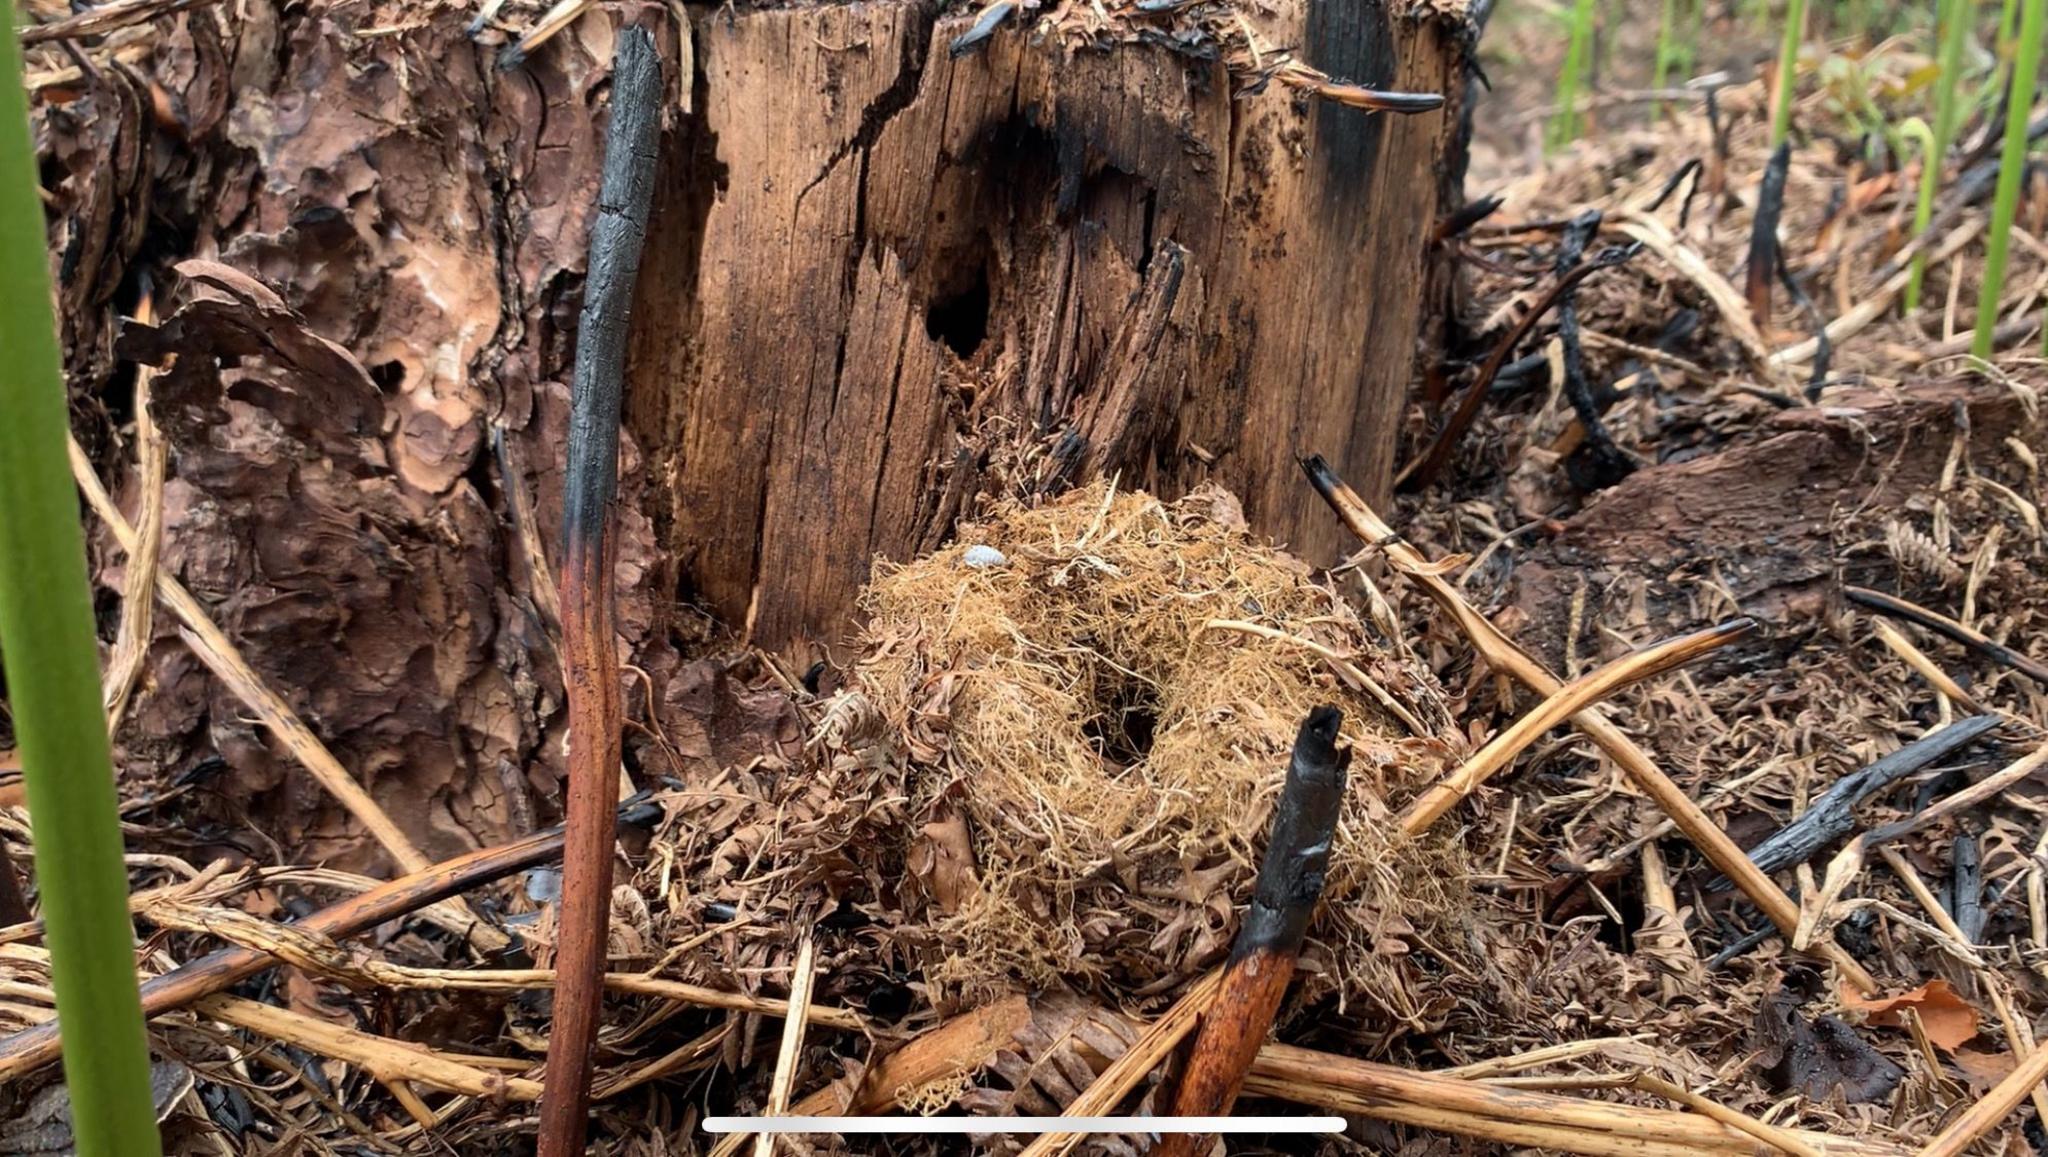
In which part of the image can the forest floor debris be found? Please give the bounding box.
[4,0,2048,1153]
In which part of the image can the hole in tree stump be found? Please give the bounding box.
[924,262,991,359]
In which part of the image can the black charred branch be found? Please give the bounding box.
[540,25,663,1157]
[1707,713,2002,892]
[1745,140,1791,331]
[1236,705,1351,959]
[1154,707,1350,1157]
[1846,586,2048,687]
[1553,209,1635,490]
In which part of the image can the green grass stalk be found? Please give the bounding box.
[1771,0,1811,146]
[1908,0,1976,313]
[0,16,162,1155]
[1548,0,1599,152]
[1653,0,1678,99]
[1973,0,2043,357]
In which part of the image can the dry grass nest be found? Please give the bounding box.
[775,482,1488,1024]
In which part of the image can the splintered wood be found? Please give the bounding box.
[624,0,1472,654]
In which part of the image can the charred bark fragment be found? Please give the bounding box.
[541,25,662,1157]
[1154,706,1348,1157]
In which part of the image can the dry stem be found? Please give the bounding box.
[1301,456,1880,994]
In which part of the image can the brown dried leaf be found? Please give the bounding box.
[1842,978,1983,1052]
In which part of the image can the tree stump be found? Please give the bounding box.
[625,0,1474,656]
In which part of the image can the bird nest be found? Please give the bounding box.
[737,483,1481,1023]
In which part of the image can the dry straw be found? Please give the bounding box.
[836,483,1471,1015]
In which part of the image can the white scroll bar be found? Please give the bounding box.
[704,1116,1347,1135]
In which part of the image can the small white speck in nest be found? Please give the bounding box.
[962,545,1008,569]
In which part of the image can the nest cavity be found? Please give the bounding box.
[816,483,1475,1018]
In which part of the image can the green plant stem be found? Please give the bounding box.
[1909,0,1977,314]
[1771,0,1809,146]
[1548,0,1598,152]
[1973,0,2044,357]
[1653,0,1679,104]
[0,16,161,1156]
[1901,117,1940,315]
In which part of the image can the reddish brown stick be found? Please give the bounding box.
[1397,238,1640,491]
[537,24,662,1157]
[0,813,634,1081]
[1154,707,1350,1157]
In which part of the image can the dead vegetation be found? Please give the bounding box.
[4,0,2048,1153]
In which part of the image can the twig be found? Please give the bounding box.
[125,903,872,1032]
[1400,619,1756,832]
[783,994,1034,1117]
[1399,240,1642,489]
[1865,739,2048,847]
[101,288,165,730]
[1301,455,1880,995]
[1747,141,1791,332]
[1199,619,1429,737]
[1552,211,1636,488]
[18,0,220,44]
[1709,714,2000,887]
[195,993,542,1107]
[1155,708,1350,1157]
[1923,1036,2048,1157]
[1845,585,2048,687]
[751,934,817,1157]
[1433,1035,1650,1079]
[1633,1072,1823,1157]
[1770,217,1986,368]
[497,0,595,69]
[1871,620,1985,712]
[66,437,495,944]
[0,807,658,1081]
[1244,1043,1900,1157]
[1952,831,1985,943]
[539,26,662,1157]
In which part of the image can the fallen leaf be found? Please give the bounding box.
[1843,978,1982,1051]
[1953,1047,2018,1087]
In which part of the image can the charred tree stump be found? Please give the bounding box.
[625,0,1474,656]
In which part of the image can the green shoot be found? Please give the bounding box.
[1973,0,2043,357]
[1772,0,1811,146]
[1653,0,1694,109]
[0,13,162,1156]
[1908,0,1977,314]
[1653,0,1677,98]
[1900,116,1939,315]
[1549,0,1599,152]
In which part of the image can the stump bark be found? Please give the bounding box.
[32,0,1469,869]
[625,0,1475,656]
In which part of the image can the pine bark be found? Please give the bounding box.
[34,0,1469,868]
